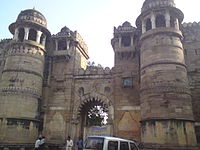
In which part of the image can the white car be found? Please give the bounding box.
[83,136,139,150]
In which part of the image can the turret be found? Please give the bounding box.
[0,9,50,149]
[136,0,197,149]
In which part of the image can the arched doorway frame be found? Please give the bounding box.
[72,92,114,139]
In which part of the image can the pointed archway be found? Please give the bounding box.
[72,92,114,140]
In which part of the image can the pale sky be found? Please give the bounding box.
[1,0,200,68]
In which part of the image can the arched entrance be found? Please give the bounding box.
[72,93,114,140]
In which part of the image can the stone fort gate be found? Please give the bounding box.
[0,0,199,150]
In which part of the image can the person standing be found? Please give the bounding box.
[76,137,83,150]
[39,136,46,150]
[66,136,73,150]
[34,137,41,150]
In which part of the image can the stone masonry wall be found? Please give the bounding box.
[182,22,200,143]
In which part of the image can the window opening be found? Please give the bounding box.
[130,143,138,150]
[146,18,152,31]
[120,142,129,150]
[40,33,45,45]
[58,39,67,50]
[28,29,37,41]
[170,16,176,28]
[122,35,131,47]
[156,14,166,27]
[18,28,25,42]
[108,141,118,150]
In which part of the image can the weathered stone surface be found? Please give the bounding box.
[0,0,200,149]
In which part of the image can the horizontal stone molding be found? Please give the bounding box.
[140,28,183,41]
[77,67,112,76]
[0,117,40,122]
[2,69,43,79]
[141,118,195,123]
[7,52,44,62]
[116,106,140,111]
[140,86,191,95]
[0,86,41,98]
[141,61,187,71]
[49,107,66,110]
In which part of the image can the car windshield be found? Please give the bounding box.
[85,137,104,150]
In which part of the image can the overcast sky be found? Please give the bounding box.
[1,0,200,68]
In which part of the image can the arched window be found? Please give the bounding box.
[146,18,152,31]
[58,39,67,50]
[156,14,166,28]
[18,28,25,42]
[122,35,131,47]
[170,16,176,28]
[28,29,37,41]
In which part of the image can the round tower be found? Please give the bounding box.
[136,0,197,149]
[0,9,50,147]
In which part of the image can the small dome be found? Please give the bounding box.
[61,26,70,33]
[122,21,132,27]
[16,9,47,27]
[141,0,176,13]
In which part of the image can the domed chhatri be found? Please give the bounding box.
[9,9,49,36]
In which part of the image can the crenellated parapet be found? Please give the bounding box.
[182,22,200,28]
[77,67,112,76]
[0,39,12,49]
[182,22,200,42]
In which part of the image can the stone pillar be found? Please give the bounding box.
[151,13,156,29]
[24,27,30,40]
[165,10,171,27]
[55,39,58,51]
[119,36,122,48]
[142,20,146,33]
[131,36,134,46]
[36,30,43,43]
[13,27,19,40]
[67,40,70,49]
[42,35,46,46]
[175,18,179,30]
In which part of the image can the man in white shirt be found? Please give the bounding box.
[35,137,41,150]
[66,136,73,150]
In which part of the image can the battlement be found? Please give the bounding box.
[182,22,200,42]
[182,22,200,28]
[0,39,12,49]
[77,67,112,76]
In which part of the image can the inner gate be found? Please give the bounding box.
[74,94,114,140]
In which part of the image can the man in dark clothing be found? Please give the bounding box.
[76,137,83,150]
